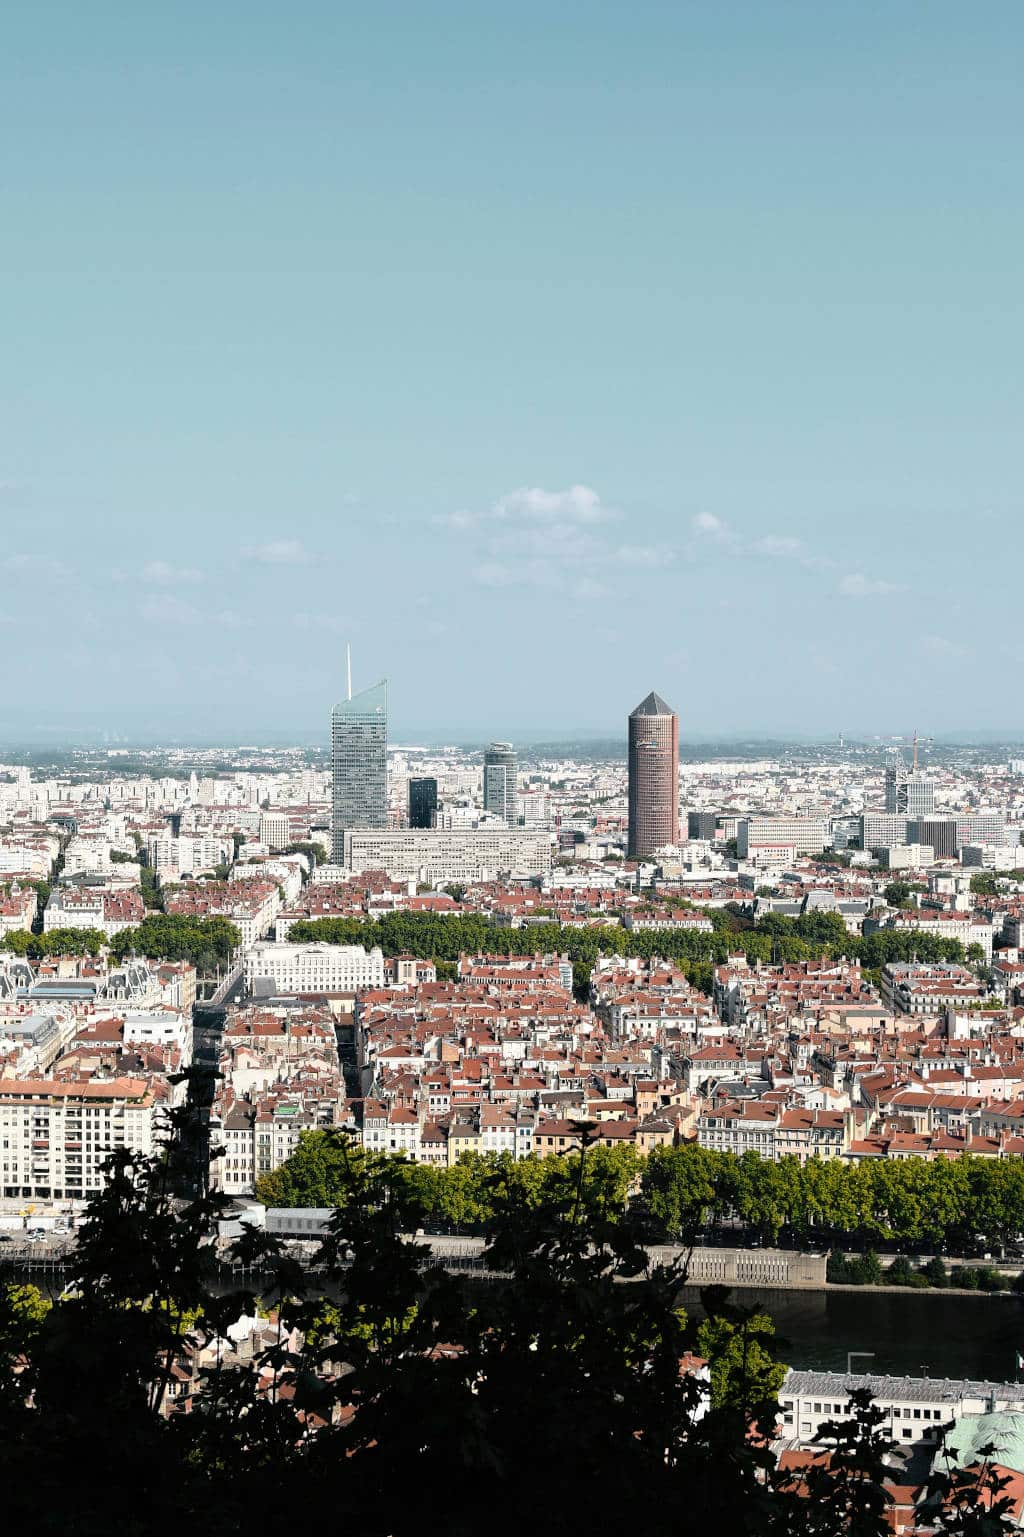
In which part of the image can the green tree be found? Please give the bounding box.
[850,1250,883,1286]
[696,1295,787,1413]
[254,1128,363,1208]
[923,1255,948,1288]
[110,913,241,968]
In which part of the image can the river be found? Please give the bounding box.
[19,1257,1023,1384]
[683,1286,1024,1381]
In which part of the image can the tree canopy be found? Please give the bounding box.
[284,909,972,998]
[109,913,241,968]
[0,1125,1011,1536]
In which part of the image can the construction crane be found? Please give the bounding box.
[911,731,934,773]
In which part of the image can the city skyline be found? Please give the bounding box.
[6,4,1024,1522]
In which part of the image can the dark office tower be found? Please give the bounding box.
[688,811,717,841]
[331,679,388,863]
[628,691,679,859]
[908,818,958,859]
[408,776,438,829]
[483,742,517,826]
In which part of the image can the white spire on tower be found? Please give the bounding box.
[346,643,352,702]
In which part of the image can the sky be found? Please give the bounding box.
[1,1,1022,743]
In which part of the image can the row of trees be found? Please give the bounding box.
[0,913,242,970]
[0,892,978,988]
[827,1251,1017,1291]
[109,913,242,969]
[1,1124,1011,1535]
[259,1134,1024,1253]
[643,1143,1024,1250]
[286,907,973,996]
[0,925,107,957]
[256,1135,644,1223]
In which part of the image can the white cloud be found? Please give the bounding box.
[691,511,732,540]
[838,573,904,598]
[437,483,670,602]
[141,560,202,585]
[438,484,615,533]
[493,484,612,524]
[243,539,308,564]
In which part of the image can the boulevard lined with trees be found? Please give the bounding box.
[0,913,241,970]
[287,907,977,995]
[258,1133,1024,1258]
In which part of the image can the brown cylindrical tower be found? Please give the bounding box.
[627,691,679,859]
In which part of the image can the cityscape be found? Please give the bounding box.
[5,666,1024,1524]
[5,1,1024,1531]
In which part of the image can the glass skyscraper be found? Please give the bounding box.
[331,679,388,862]
[483,742,517,826]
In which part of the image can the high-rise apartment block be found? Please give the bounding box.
[259,810,291,851]
[338,827,551,882]
[408,777,438,829]
[331,679,388,863]
[737,817,828,858]
[627,692,679,859]
[861,812,910,851]
[483,743,518,826]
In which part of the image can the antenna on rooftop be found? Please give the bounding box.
[346,644,353,702]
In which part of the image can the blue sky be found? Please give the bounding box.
[1,1,1021,742]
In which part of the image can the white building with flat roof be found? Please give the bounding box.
[243,941,385,995]
[780,1368,1024,1448]
[737,817,828,858]
[339,828,552,883]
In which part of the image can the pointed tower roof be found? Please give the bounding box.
[630,691,675,718]
[332,680,388,717]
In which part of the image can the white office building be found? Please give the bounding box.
[243,941,385,994]
[736,817,828,858]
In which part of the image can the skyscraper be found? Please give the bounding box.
[408,776,438,829]
[628,691,679,859]
[885,768,935,817]
[331,678,388,862]
[483,742,517,826]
